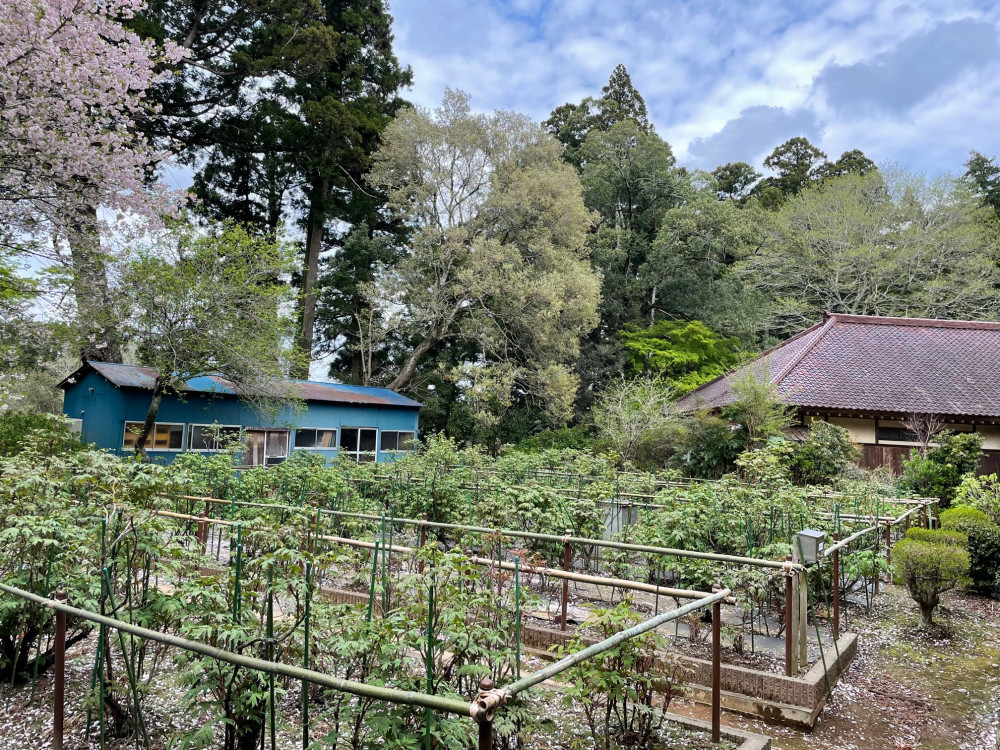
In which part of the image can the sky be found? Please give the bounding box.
[389,0,1000,176]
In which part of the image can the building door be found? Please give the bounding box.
[242,429,289,466]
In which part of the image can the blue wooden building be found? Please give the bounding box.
[59,361,421,465]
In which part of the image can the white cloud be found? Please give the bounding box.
[389,0,1000,174]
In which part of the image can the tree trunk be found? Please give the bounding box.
[387,303,462,392]
[387,331,441,392]
[134,377,167,461]
[919,598,937,627]
[68,204,122,362]
[293,176,329,379]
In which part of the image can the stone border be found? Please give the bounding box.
[314,585,854,728]
[520,621,857,728]
[662,712,771,750]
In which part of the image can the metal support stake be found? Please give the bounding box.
[476,677,494,750]
[784,558,794,677]
[53,590,67,750]
[711,595,721,743]
[197,513,207,554]
[885,523,892,568]
[798,569,808,668]
[417,515,428,574]
[832,533,840,640]
[561,531,571,632]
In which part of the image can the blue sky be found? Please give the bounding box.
[389,0,1000,175]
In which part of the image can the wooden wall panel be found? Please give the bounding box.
[861,445,1000,477]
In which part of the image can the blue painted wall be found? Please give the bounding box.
[62,370,420,464]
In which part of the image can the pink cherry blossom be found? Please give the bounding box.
[0,0,186,251]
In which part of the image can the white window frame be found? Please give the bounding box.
[187,423,242,452]
[294,427,339,450]
[380,430,416,453]
[123,421,186,452]
[339,426,378,462]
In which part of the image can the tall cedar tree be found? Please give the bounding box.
[132,0,412,378]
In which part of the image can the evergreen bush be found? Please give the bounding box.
[892,539,969,626]
[903,527,967,546]
[788,421,861,485]
[899,431,983,508]
[940,507,1000,597]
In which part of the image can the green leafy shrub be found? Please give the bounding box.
[721,373,795,449]
[618,319,743,392]
[953,473,1000,524]
[903,527,967,546]
[940,507,992,532]
[668,411,744,478]
[510,425,597,453]
[558,600,687,750]
[0,411,86,457]
[892,539,970,626]
[940,507,1000,597]
[788,421,861,486]
[899,431,983,508]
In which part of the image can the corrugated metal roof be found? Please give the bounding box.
[677,313,1000,418]
[64,361,422,409]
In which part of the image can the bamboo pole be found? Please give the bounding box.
[784,560,794,677]
[302,561,312,750]
[0,583,474,718]
[832,533,840,639]
[498,588,731,699]
[171,501,800,570]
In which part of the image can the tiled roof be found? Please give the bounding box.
[676,313,1000,418]
[60,361,422,409]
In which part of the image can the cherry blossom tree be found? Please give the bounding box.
[0,0,183,357]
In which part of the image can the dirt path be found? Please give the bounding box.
[673,583,1000,749]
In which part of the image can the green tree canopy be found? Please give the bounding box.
[740,169,1000,335]
[712,162,761,200]
[117,224,298,457]
[963,150,1000,219]
[640,188,768,342]
[367,90,601,426]
[619,320,743,393]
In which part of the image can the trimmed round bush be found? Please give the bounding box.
[904,528,967,547]
[940,506,992,532]
[892,539,970,626]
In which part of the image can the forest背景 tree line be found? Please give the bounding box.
[3,0,1000,453]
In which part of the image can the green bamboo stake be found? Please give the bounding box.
[99,627,106,750]
[386,508,395,612]
[85,619,105,742]
[379,513,388,613]
[302,561,312,750]
[102,568,151,750]
[367,541,379,624]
